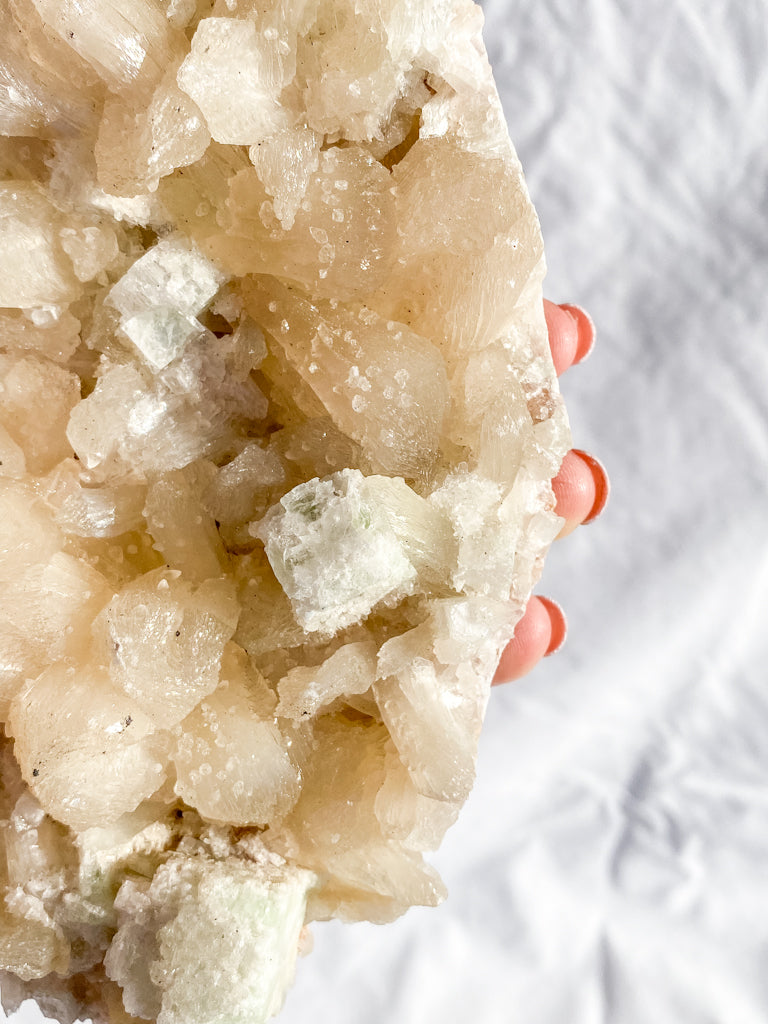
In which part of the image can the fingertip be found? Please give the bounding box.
[538,596,567,656]
[558,304,596,364]
[572,449,610,523]
[493,596,567,685]
[552,448,609,536]
[552,449,598,537]
[543,299,579,376]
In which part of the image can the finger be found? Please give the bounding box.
[544,300,596,375]
[492,596,567,685]
[553,448,610,538]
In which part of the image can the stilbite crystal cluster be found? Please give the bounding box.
[0,0,571,1021]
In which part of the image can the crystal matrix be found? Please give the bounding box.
[0,1,570,1021]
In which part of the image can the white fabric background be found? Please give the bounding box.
[6,2,768,1023]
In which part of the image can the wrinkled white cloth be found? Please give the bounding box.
[6,2,768,1023]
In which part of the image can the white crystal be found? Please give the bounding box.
[276,641,378,720]
[248,127,321,230]
[66,345,267,480]
[107,236,227,321]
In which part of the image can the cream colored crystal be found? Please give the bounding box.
[276,641,378,720]
[0,0,572,1021]
[0,184,80,307]
[177,18,289,146]
[244,278,449,478]
[172,655,301,827]
[9,662,167,831]
[92,569,239,728]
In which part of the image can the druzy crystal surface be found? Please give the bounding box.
[0,0,570,1021]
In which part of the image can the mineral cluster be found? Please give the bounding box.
[0,0,571,1021]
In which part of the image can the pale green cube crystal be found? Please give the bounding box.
[107,237,228,369]
[107,850,314,1024]
[121,308,206,371]
[256,469,417,634]
[107,237,228,321]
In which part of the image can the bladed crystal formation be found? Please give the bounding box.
[0,1,570,1021]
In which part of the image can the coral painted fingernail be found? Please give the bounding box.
[572,449,610,523]
[538,597,567,656]
[558,304,595,364]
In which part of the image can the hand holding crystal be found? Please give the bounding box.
[494,301,609,684]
